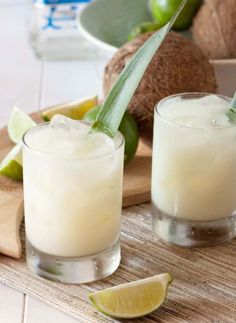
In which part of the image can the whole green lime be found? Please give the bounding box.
[84,106,139,165]
[128,21,163,41]
[149,0,203,30]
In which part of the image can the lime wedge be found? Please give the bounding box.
[8,105,36,144]
[41,96,99,121]
[89,273,173,319]
[0,144,23,181]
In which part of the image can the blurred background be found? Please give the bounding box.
[0,0,108,127]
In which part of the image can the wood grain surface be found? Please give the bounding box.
[0,207,235,322]
[0,189,23,259]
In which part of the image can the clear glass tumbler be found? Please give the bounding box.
[23,123,124,283]
[151,93,236,247]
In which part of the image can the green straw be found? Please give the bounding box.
[227,91,236,123]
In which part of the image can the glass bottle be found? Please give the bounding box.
[28,0,95,60]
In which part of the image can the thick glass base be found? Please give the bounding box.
[152,206,236,247]
[26,238,120,284]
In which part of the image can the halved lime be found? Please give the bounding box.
[41,96,99,121]
[89,273,173,319]
[8,105,36,144]
[0,144,23,181]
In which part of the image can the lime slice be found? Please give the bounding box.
[89,273,173,319]
[0,144,23,181]
[41,96,99,121]
[8,105,36,144]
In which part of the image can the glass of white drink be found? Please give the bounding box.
[23,115,124,283]
[152,93,236,247]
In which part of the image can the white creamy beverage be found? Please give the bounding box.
[23,116,124,258]
[152,94,236,221]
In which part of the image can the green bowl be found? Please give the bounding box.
[78,0,151,54]
[78,0,236,97]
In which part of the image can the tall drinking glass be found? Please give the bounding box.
[152,93,236,247]
[23,121,124,283]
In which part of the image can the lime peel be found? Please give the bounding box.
[89,273,173,319]
[0,144,23,181]
[2,105,36,180]
[8,105,36,144]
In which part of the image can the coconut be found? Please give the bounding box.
[192,0,236,59]
[103,32,217,145]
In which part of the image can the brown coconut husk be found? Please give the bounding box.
[192,0,236,59]
[103,32,217,145]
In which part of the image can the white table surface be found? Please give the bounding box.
[0,1,107,322]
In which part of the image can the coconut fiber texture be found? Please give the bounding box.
[193,0,236,60]
[103,32,217,145]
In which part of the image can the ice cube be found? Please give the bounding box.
[27,115,116,159]
[50,115,73,131]
[49,115,89,134]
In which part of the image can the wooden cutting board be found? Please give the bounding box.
[0,112,151,258]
